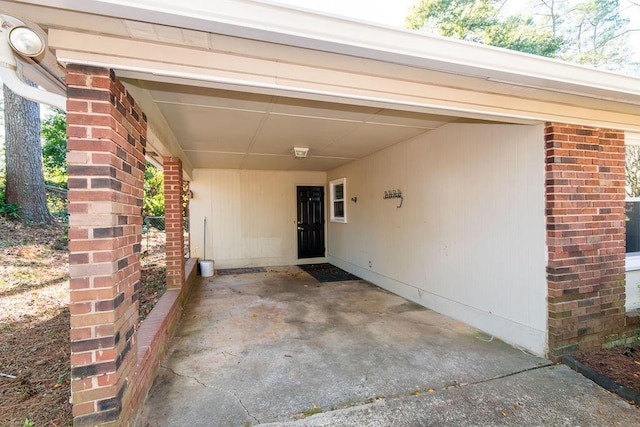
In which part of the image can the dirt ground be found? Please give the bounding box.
[0,218,166,426]
[139,229,167,323]
[574,342,640,399]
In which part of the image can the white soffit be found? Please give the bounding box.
[132,80,456,171]
[10,0,640,104]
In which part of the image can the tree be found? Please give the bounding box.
[406,0,564,57]
[534,0,635,71]
[41,109,67,187]
[3,82,53,224]
[406,0,639,72]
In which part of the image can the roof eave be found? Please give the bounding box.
[12,0,640,104]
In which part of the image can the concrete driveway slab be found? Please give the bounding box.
[137,267,640,426]
[261,365,639,426]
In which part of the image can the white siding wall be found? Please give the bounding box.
[190,169,327,268]
[626,269,640,311]
[327,123,548,355]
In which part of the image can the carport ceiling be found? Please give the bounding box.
[137,81,459,171]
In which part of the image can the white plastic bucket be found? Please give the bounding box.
[200,259,215,277]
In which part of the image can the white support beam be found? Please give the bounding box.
[49,29,640,132]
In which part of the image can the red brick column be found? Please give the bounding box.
[66,65,147,425]
[545,123,631,360]
[164,157,185,288]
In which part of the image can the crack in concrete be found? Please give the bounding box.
[161,364,208,388]
[219,351,239,358]
[444,362,555,390]
[307,363,557,418]
[160,365,261,424]
[230,390,261,424]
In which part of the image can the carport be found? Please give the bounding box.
[2,0,640,424]
[138,267,640,426]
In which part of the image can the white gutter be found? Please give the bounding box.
[0,27,66,110]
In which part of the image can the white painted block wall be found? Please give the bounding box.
[327,123,549,355]
[189,169,327,268]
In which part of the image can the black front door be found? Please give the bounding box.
[297,186,325,258]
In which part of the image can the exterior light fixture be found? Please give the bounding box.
[292,147,309,159]
[8,26,45,58]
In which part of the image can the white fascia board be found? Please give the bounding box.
[12,0,640,104]
[628,132,640,145]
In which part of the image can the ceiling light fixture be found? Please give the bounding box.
[292,147,309,159]
[8,26,45,58]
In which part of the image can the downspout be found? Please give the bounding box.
[0,27,66,111]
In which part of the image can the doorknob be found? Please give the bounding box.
[297,226,304,230]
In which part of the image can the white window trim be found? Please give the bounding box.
[626,253,640,271]
[330,177,347,223]
[625,136,640,270]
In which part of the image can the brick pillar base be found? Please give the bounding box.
[67,65,147,425]
[164,157,185,288]
[545,123,633,360]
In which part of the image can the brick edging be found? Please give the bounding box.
[563,356,640,404]
[127,258,199,423]
[136,290,180,363]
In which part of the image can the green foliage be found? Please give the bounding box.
[0,199,20,219]
[300,405,323,418]
[143,162,165,216]
[41,109,67,187]
[406,0,563,57]
[47,190,68,222]
[0,173,20,219]
[406,0,497,39]
[40,108,69,220]
[483,14,565,57]
[56,371,69,385]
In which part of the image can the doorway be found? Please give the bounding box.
[297,186,325,258]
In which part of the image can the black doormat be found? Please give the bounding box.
[217,267,267,275]
[298,263,361,283]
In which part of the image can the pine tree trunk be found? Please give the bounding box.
[3,83,53,224]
